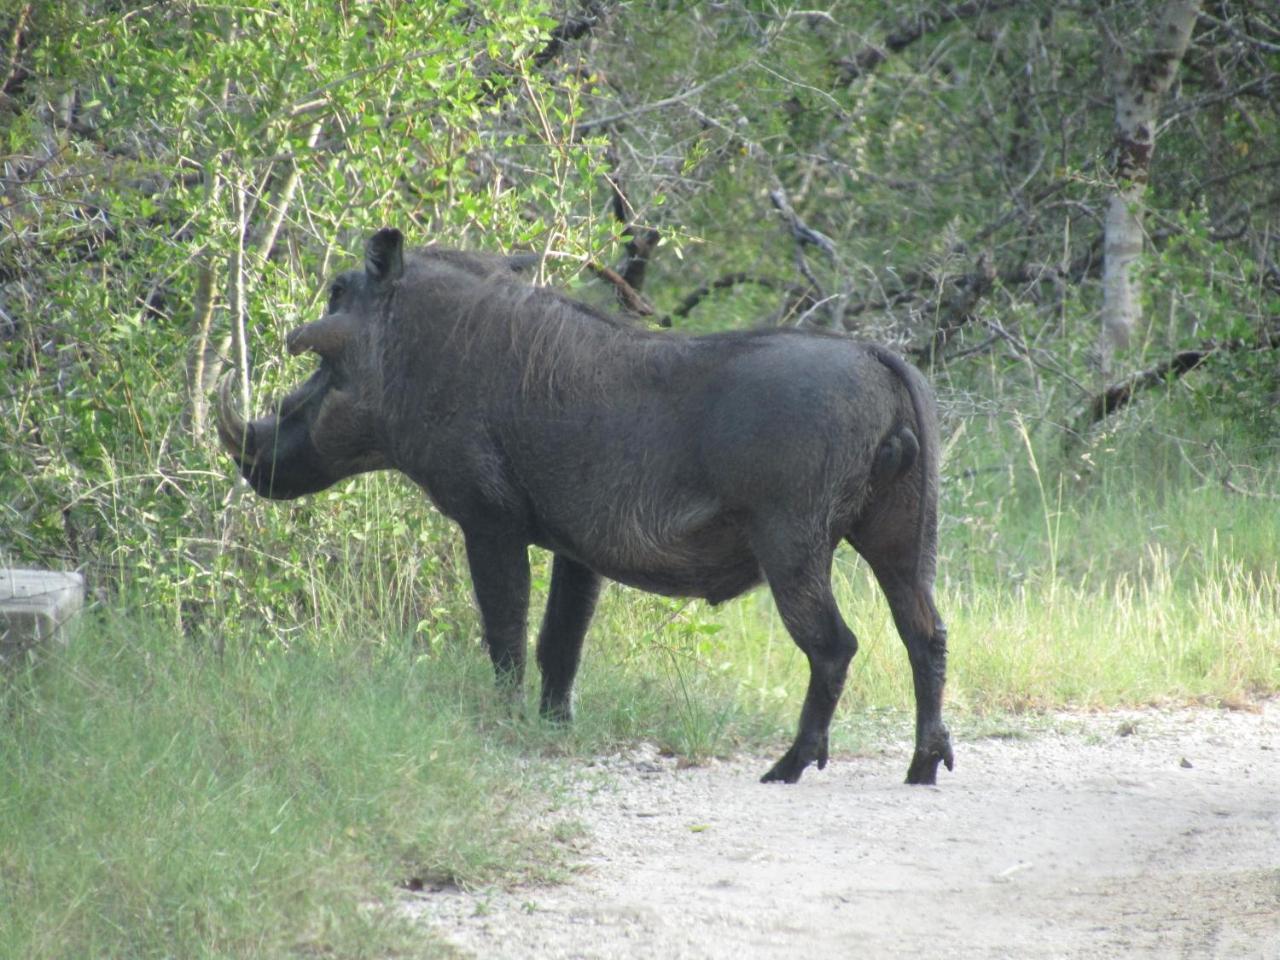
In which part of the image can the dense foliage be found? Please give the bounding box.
[2,1,1277,638]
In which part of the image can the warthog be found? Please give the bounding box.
[218,228,953,785]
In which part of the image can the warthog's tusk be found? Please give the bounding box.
[215,374,256,466]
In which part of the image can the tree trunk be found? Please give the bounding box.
[1099,0,1201,377]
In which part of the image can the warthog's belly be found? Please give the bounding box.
[550,514,765,604]
[605,555,765,605]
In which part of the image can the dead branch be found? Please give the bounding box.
[982,316,1088,395]
[1077,323,1280,432]
[229,178,251,413]
[606,163,659,295]
[254,120,322,263]
[601,144,660,316]
[669,273,806,322]
[768,186,839,326]
[768,188,836,259]
[587,261,653,317]
[1222,476,1280,500]
[578,61,749,132]
[1084,349,1215,424]
[184,259,221,437]
[917,251,997,360]
[1,3,31,102]
[832,0,1021,83]
[619,226,658,292]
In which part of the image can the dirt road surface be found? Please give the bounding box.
[404,703,1279,959]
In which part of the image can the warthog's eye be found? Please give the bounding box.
[327,280,345,314]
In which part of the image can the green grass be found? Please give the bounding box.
[0,600,790,960]
[1,617,553,959]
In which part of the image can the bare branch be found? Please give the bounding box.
[255,120,322,263]
[184,258,220,438]
[766,184,841,326]
[1,2,31,102]
[586,261,653,317]
[604,153,660,294]
[768,188,836,259]
[229,178,251,413]
[982,317,1089,396]
[832,0,1021,83]
[669,273,802,321]
[1222,476,1280,500]
[578,62,748,132]
[1076,323,1280,432]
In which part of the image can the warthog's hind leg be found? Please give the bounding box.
[850,486,954,785]
[875,568,953,785]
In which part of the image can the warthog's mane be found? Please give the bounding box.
[393,247,686,403]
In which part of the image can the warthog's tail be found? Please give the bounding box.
[863,343,936,583]
[869,422,920,489]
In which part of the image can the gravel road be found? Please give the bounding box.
[404,702,1279,959]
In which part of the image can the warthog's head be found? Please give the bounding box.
[216,228,405,499]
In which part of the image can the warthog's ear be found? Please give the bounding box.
[287,312,358,359]
[365,228,404,290]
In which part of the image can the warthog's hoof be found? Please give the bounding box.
[538,698,573,724]
[905,726,955,785]
[760,736,828,784]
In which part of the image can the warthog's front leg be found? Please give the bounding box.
[463,530,531,708]
[536,554,602,722]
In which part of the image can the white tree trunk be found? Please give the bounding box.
[1099,0,1201,377]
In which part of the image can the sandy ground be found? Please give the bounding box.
[403,702,1279,959]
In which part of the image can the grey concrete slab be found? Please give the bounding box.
[0,569,85,663]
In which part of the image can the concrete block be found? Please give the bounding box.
[0,569,85,663]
